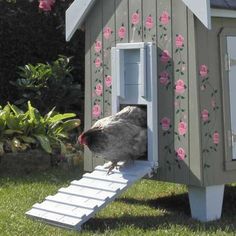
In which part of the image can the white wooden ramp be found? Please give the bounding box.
[26,161,156,231]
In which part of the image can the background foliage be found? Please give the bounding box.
[0,0,85,117]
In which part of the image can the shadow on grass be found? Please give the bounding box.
[83,185,236,233]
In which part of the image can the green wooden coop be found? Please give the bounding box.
[26,0,236,230]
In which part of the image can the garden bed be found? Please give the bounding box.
[0,149,53,175]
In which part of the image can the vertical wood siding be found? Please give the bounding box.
[102,0,115,118]
[156,0,174,181]
[196,17,236,186]
[84,0,199,186]
[84,17,93,171]
[188,10,202,186]
[129,0,142,42]
[115,0,129,43]
[87,0,105,168]
[172,0,189,184]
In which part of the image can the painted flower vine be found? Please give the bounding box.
[158,17,188,169]
[130,10,142,42]
[143,14,156,41]
[103,25,114,116]
[92,40,103,121]
[173,33,188,167]
[199,64,220,167]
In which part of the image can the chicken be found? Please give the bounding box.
[78,106,147,173]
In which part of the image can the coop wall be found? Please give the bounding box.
[196,16,236,186]
[84,0,203,187]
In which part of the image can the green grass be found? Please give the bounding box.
[1,167,236,236]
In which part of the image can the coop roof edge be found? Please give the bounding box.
[65,0,96,41]
[65,0,235,41]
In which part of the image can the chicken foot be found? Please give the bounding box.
[104,161,119,175]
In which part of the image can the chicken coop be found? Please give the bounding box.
[26,0,236,230]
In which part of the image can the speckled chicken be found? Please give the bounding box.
[78,106,147,172]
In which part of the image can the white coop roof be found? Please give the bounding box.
[65,0,212,41]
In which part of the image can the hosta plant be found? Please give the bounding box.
[0,101,80,156]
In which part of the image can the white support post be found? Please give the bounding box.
[188,185,225,222]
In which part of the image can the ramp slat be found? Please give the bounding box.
[46,194,100,209]
[26,161,155,231]
[83,171,138,184]
[71,179,125,192]
[95,162,153,175]
[26,208,80,227]
[33,201,92,219]
[58,185,116,200]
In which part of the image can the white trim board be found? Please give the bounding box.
[182,0,211,29]
[211,9,236,18]
[65,0,96,41]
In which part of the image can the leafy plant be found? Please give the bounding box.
[0,1,84,106]
[11,56,83,115]
[0,101,80,155]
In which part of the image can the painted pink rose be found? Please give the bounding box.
[178,121,187,136]
[176,147,186,161]
[160,50,170,64]
[161,117,171,131]
[95,57,102,68]
[213,132,220,144]
[105,75,112,87]
[145,15,154,29]
[176,34,184,48]
[92,104,101,118]
[159,11,170,25]
[118,26,126,39]
[39,0,55,11]
[201,109,209,122]
[131,12,140,25]
[175,79,186,94]
[94,40,102,53]
[95,83,103,96]
[103,27,112,39]
[199,64,208,78]
[159,71,169,85]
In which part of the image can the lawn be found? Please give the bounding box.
[0,165,236,236]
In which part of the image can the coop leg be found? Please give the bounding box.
[188,185,225,222]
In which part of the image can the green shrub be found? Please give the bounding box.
[0,101,80,155]
[0,1,84,112]
[11,56,83,114]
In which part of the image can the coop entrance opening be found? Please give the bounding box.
[111,42,158,164]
